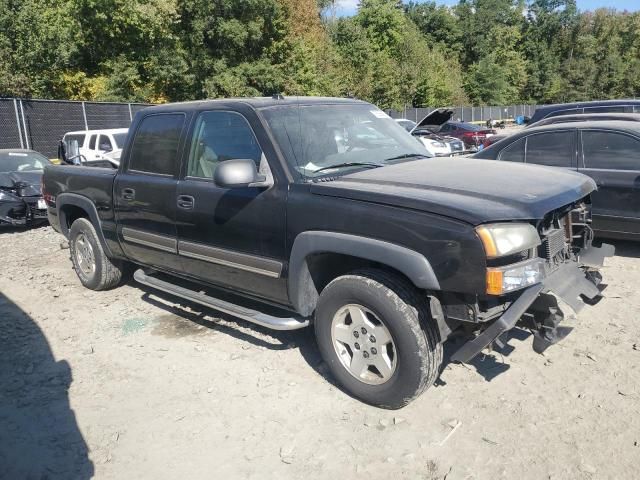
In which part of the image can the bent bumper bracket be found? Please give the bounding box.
[451,243,614,363]
[451,284,544,363]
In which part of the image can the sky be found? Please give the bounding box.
[333,0,639,16]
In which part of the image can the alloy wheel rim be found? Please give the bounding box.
[75,233,96,276]
[330,304,397,385]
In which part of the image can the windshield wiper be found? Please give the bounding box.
[312,162,384,174]
[384,153,428,162]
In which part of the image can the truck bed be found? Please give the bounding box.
[44,165,117,200]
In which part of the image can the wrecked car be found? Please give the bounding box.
[44,97,613,409]
[0,149,51,227]
[410,108,466,155]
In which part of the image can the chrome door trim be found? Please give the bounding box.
[178,240,282,278]
[121,227,177,253]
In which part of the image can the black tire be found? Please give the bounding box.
[69,218,125,291]
[314,268,442,409]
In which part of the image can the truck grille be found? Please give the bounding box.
[542,228,567,260]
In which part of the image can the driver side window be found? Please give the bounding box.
[187,111,264,179]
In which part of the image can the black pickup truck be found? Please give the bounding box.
[44,97,613,409]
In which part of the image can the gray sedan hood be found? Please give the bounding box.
[310,158,595,225]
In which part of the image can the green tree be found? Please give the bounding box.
[406,1,463,56]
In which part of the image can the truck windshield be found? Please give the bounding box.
[261,104,431,179]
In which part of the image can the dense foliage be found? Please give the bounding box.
[0,0,639,108]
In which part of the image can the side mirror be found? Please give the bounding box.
[213,159,266,188]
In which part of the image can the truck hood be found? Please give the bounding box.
[0,171,43,197]
[309,158,596,225]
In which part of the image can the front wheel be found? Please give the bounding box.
[314,269,442,409]
[69,218,126,290]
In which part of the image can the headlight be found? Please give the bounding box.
[476,223,540,258]
[429,140,446,148]
[486,259,545,295]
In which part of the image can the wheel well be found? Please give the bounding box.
[60,204,89,231]
[305,253,416,298]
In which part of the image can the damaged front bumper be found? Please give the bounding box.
[451,243,615,363]
[0,195,48,226]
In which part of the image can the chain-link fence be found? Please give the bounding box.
[1,98,151,158]
[1,98,539,158]
[386,105,538,123]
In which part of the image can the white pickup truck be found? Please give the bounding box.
[60,128,128,168]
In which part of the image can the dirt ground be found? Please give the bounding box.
[1,225,639,480]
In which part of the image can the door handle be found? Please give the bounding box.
[122,188,135,200]
[177,195,195,210]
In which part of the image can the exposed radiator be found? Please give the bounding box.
[542,228,567,260]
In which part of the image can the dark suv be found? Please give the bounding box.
[43,97,612,408]
[529,99,640,124]
[474,120,640,240]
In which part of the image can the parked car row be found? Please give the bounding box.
[395,108,496,155]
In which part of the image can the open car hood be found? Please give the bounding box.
[411,108,454,132]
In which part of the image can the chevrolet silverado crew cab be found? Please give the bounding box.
[44,97,613,409]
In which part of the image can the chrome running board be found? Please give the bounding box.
[133,269,309,331]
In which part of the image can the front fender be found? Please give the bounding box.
[288,231,440,316]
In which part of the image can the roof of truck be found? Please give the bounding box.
[140,96,369,114]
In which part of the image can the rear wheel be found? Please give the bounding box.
[69,218,125,290]
[315,268,442,409]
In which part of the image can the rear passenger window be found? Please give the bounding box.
[186,111,263,179]
[129,114,185,175]
[582,130,640,170]
[88,135,97,150]
[499,137,525,162]
[525,132,574,167]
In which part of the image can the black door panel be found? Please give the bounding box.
[114,112,187,271]
[581,169,640,235]
[115,173,182,270]
[175,109,288,304]
[579,129,640,236]
[176,181,289,303]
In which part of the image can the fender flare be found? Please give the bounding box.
[288,231,440,316]
[56,193,114,257]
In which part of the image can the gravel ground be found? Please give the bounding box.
[1,225,639,480]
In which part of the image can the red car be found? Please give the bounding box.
[437,121,497,150]
[481,134,507,149]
